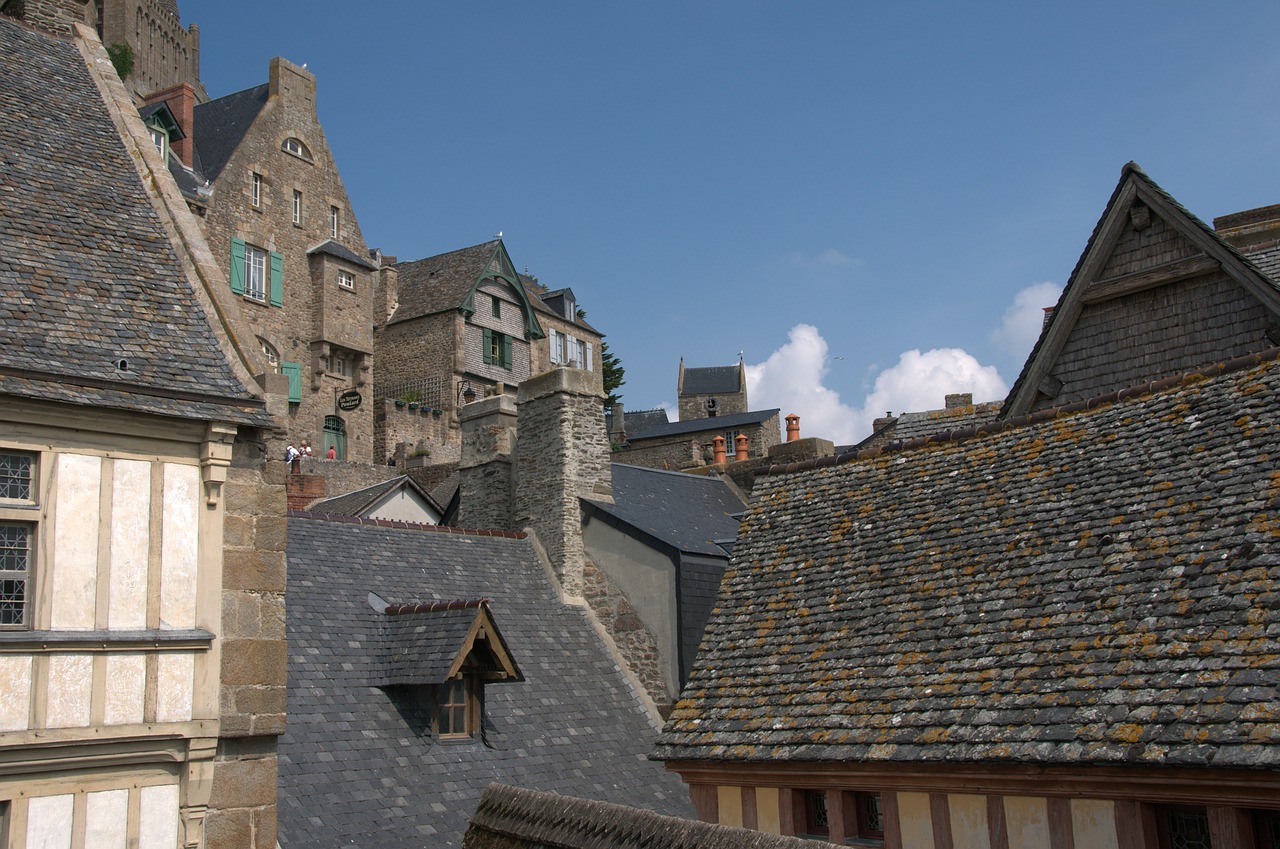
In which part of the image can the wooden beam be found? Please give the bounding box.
[1081,255,1220,304]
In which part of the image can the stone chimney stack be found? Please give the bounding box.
[872,412,897,432]
[944,393,973,410]
[514,368,611,599]
[457,394,518,530]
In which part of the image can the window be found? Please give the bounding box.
[1256,810,1280,849]
[259,338,280,373]
[842,791,884,846]
[337,270,355,290]
[243,244,267,301]
[482,329,513,370]
[0,450,37,630]
[148,125,167,159]
[330,205,340,238]
[437,676,476,738]
[292,190,302,226]
[251,171,262,207]
[1156,806,1212,849]
[491,296,501,318]
[230,238,283,306]
[800,790,829,838]
[329,352,350,377]
[282,136,312,161]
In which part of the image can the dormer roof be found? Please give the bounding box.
[377,599,522,687]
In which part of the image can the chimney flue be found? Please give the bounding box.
[785,414,800,442]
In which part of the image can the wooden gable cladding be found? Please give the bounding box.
[1003,163,1280,417]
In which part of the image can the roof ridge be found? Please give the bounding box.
[757,346,1280,478]
[393,239,500,269]
[384,598,489,615]
[288,510,527,538]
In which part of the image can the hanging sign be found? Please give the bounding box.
[337,390,362,411]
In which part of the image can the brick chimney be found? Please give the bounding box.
[514,368,610,599]
[457,394,518,530]
[944,393,973,410]
[143,83,195,167]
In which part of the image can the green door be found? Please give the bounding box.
[322,415,346,461]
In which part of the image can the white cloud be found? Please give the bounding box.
[746,326,1008,445]
[990,281,1062,358]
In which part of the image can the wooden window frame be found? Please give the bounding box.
[1155,805,1212,849]
[337,270,355,291]
[842,791,885,846]
[251,171,262,207]
[292,189,303,226]
[437,676,479,739]
[329,205,340,238]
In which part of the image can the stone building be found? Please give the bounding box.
[655,164,1280,847]
[612,408,782,472]
[373,239,603,464]
[0,16,286,849]
[149,56,380,462]
[678,356,748,421]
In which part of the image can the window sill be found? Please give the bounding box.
[0,628,214,653]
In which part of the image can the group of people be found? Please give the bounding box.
[286,439,337,471]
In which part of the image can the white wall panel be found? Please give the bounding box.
[108,459,151,629]
[51,453,102,630]
[26,794,74,849]
[45,653,92,728]
[155,652,193,723]
[85,788,129,849]
[104,653,146,725]
[138,784,180,849]
[0,655,31,731]
[159,463,199,630]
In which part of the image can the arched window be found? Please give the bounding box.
[281,137,313,162]
[258,337,280,373]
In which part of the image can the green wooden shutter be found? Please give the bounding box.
[281,362,302,402]
[229,238,245,295]
[269,251,284,306]
[482,328,493,364]
[501,334,513,370]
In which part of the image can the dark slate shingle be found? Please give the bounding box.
[281,516,693,848]
[628,409,779,441]
[0,18,267,424]
[682,365,740,395]
[586,464,746,557]
[656,354,1280,769]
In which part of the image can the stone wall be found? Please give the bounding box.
[457,394,518,530]
[208,436,288,849]
[3,0,89,34]
[375,398,459,466]
[583,558,672,715]
[513,368,611,598]
[613,416,780,472]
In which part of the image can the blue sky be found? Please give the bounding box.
[191,2,1280,442]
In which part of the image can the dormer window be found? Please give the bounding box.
[149,125,167,159]
[282,136,313,162]
[375,598,523,741]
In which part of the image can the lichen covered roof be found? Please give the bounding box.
[656,352,1280,768]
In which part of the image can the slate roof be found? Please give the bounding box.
[606,408,672,436]
[190,82,268,183]
[585,464,746,557]
[390,240,500,324]
[378,600,520,688]
[309,475,440,518]
[281,514,693,848]
[628,409,780,442]
[1241,243,1280,281]
[655,351,1280,768]
[682,365,740,395]
[0,18,267,425]
[307,239,379,270]
[466,784,815,849]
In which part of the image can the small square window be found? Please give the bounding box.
[337,270,355,290]
[1156,806,1211,849]
[292,190,303,226]
[0,452,34,502]
[251,172,262,207]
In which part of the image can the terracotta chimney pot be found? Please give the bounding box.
[785,414,800,442]
[712,435,727,465]
[734,433,749,461]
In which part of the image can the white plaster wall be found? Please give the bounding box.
[949,794,991,849]
[368,489,439,524]
[85,788,129,848]
[1004,796,1050,849]
[109,459,152,629]
[27,793,74,849]
[45,653,92,728]
[155,651,193,722]
[1071,799,1119,849]
[138,784,180,849]
[51,453,102,630]
[104,653,146,725]
[897,792,935,849]
[0,655,31,731]
[159,463,199,630]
